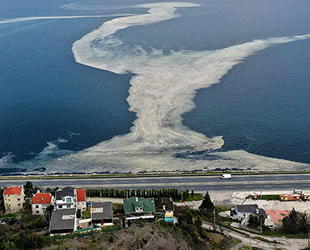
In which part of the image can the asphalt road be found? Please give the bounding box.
[1,174,310,192]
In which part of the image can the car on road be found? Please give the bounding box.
[220,174,232,179]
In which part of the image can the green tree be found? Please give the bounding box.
[2,240,18,250]
[199,192,214,212]
[282,208,299,234]
[0,188,4,214]
[247,214,265,230]
[45,205,54,222]
[24,181,34,198]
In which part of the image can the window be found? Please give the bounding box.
[66,198,72,203]
[36,211,39,214]
[59,205,62,209]
[17,198,20,201]
[67,205,71,208]
[36,205,39,208]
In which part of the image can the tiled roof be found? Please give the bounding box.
[265,210,290,225]
[236,204,258,213]
[4,187,22,196]
[56,187,75,200]
[236,204,266,217]
[123,197,155,215]
[77,189,86,202]
[91,202,113,220]
[50,208,76,231]
[32,193,53,204]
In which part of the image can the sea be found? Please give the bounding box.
[0,0,310,174]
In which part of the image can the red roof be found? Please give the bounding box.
[265,210,290,225]
[32,193,53,204]
[4,187,22,196]
[77,189,86,202]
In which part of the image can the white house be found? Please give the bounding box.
[55,187,76,209]
[32,192,54,215]
[231,204,267,225]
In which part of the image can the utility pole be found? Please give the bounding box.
[181,186,183,201]
[249,235,252,250]
[213,208,216,230]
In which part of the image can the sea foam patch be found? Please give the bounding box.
[66,2,310,173]
[0,14,132,25]
[2,2,310,174]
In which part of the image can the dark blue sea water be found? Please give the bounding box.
[0,11,136,163]
[1,0,310,172]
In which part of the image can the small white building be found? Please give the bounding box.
[231,204,267,225]
[32,192,54,215]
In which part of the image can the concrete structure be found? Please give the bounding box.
[76,189,87,211]
[91,202,113,227]
[32,192,54,215]
[55,187,76,209]
[123,197,155,222]
[3,186,24,214]
[50,208,77,235]
[155,197,174,222]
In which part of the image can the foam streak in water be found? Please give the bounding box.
[4,2,310,174]
[0,14,132,25]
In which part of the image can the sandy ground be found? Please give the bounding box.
[89,190,310,213]
[212,190,310,213]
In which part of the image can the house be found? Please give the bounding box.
[55,187,76,209]
[91,202,113,227]
[49,208,77,235]
[155,197,174,222]
[231,204,267,225]
[76,189,87,212]
[123,197,155,222]
[3,186,24,214]
[32,192,54,215]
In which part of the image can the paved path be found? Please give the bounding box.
[202,222,309,250]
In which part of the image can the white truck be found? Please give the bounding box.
[220,173,232,179]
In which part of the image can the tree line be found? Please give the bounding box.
[86,188,194,201]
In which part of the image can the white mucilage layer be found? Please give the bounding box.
[2,2,309,173]
[65,2,310,173]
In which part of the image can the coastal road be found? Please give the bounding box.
[1,174,310,192]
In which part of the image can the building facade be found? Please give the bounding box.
[55,187,77,209]
[3,186,24,214]
[32,192,54,215]
[123,197,155,222]
[91,202,113,227]
[76,189,87,212]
